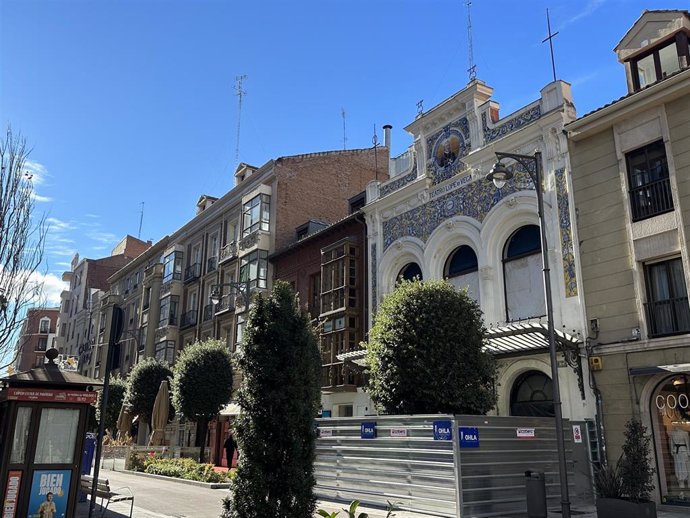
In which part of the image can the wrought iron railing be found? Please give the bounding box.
[203,303,214,322]
[645,296,690,337]
[630,177,673,221]
[180,310,197,328]
[184,263,201,282]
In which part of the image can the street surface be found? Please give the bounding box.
[77,469,690,518]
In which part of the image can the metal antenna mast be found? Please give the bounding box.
[466,0,477,82]
[234,75,248,165]
[138,202,144,239]
[342,108,348,150]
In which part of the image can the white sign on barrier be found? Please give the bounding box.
[516,427,536,439]
[390,428,407,438]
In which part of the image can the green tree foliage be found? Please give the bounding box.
[229,281,321,518]
[125,357,173,425]
[171,339,234,462]
[619,418,655,502]
[95,375,127,433]
[366,279,496,415]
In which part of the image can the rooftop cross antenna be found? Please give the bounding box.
[466,0,477,82]
[138,201,144,239]
[342,108,348,150]
[234,75,248,166]
[542,9,559,82]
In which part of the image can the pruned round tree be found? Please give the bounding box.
[125,357,173,440]
[366,279,496,415]
[171,338,233,463]
[229,281,321,518]
[95,374,127,434]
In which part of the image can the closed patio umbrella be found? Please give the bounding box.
[148,380,170,446]
[116,404,133,441]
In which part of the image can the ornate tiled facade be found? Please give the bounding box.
[370,243,377,314]
[555,168,578,297]
[425,118,471,185]
[379,159,418,198]
[382,166,534,250]
[481,105,542,143]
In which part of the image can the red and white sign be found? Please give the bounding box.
[573,425,583,444]
[3,470,22,518]
[7,388,97,404]
[390,428,408,438]
[516,427,536,439]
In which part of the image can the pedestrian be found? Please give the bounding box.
[223,430,235,468]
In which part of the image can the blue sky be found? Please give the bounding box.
[0,0,681,305]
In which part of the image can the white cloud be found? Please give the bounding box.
[27,271,67,306]
[87,230,119,245]
[23,159,49,185]
[559,0,605,29]
[32,193,52,203]
[46,217,73,231]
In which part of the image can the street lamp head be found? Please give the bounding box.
[486,161,513,189]
[210,287,221,306]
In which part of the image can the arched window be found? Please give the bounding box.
[510,370,554,417]
[503,225,545,321]
[398,262,422,282]
[445,245,479,301]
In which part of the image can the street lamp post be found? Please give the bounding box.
[486,150,571,518]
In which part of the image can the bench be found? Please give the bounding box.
[80,475,134,518]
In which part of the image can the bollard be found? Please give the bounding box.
[525,470,547,518]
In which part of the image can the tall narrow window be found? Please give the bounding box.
[242,194,270,237]
[445,245,480,301]
[163,251,183,282]
[627,140,672,221]
[503,225,545,321]
[239,250,268,289]
[398,262,422,282]
[645,258,690,337]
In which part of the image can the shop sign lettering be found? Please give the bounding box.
[3,470,22,518]
[656,394,690,410]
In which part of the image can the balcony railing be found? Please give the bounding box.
[219,241,238,264]
[630,177,674,222]
[214,294,233,314]
[645,296,690,338]
[207,256,217,274]
[184,263,201,283]
[180,310,197,328]
[203,303,214,322]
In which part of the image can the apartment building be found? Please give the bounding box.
[56,235,151,377]
[270,195,370,417]
[566,10,690,507]
[12,307,59,372]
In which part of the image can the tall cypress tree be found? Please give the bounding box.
[229,281,321,518]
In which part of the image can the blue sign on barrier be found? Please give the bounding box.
[433,420,453,440]
[360,422,376,439]
[459,427,479,448]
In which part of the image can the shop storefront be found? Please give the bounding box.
[650,374,690,507]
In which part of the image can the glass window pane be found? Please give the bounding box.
[34,408,79,464]
[659,42,681,78]
[637,53,656,88]
[10,407,32,464]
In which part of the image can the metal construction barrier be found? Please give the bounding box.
[315,415,580,518]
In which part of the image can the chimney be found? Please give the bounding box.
[383,124,392,149]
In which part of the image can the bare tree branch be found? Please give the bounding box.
[0,126,48,358]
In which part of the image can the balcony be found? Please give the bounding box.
[203,304,214,322]
[219,241,238,264]
[207,256,218,274]
[184,263,201,283]
[630,177,674,222]
[180,310,197,329]
[645,296,690,338]
[214,294,234,314]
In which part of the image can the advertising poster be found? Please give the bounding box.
[3,470,22,518]
[27,470,71,518]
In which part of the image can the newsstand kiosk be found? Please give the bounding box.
[0,348,101,518]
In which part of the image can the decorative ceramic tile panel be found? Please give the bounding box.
[555,168,578,297]
[370,243,377,314]
[379,159,417,198]
[425,118,471,185]
[382,164,535,251]
[481,105,542,143]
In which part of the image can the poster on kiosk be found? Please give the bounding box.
[26,470,71,518]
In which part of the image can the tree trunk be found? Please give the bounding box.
[196,417,208,463]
